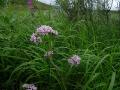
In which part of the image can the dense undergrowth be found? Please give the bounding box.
[0,7,120,90]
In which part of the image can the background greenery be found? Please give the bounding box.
[0,0,120,90]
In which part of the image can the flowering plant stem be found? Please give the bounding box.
[46,58,51,90]
[46,36,53,90]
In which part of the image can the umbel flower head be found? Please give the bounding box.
[68,55,81,65]
[44,51,53,58]
[30,33,42,43]
[22,84,37,90]
[37,25,58,36]
[30,25,58,43]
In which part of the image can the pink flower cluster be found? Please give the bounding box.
[68,55,81,65]
[30,25,58,43]
[22,84,37,90]
[37,25,58,36]
[30,33,42,43]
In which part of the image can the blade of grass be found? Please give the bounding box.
[108,72,116,90]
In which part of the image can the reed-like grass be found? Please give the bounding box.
[0,6,120,90]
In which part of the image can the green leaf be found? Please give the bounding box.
[108,72,116,90]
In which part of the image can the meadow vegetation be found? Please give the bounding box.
[0,0,120,90]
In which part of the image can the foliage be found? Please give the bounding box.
[56,0,113,21]
[0,5,120,90]
[0,0,8,7]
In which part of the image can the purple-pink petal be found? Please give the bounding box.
[68,55,81,65]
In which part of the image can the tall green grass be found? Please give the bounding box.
[0,6,120,90]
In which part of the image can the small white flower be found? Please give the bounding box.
[52,30,58,36]
[44,51,53,57]
[22,84,37,90]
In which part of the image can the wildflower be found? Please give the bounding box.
[30,33,37,42]
[37,25,54,35]
[22,84,37,90]
[30,25,58,44]
[68,55,81,65]
[44,51,53,58]
[30,33,42,43]
[37,25,58,36]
